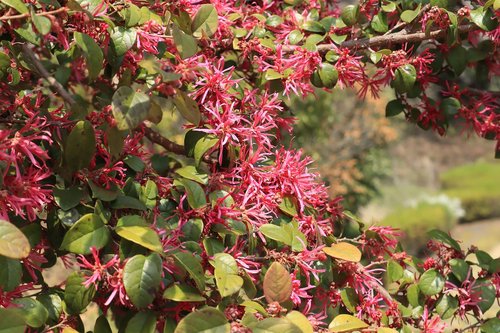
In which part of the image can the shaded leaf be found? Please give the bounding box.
[64,272,96,314]
[74,32,103,81]
[123,253,162,308]
[192,4,218,37]
[125,312,157,333]
[163,284,205,302]
[65,120,96,172]
[112,86,151,130]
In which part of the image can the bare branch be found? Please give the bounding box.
[21,44,76,106]
[283,24,478,53]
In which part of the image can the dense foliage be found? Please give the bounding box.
[0,0,499,332]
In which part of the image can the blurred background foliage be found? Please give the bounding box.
[287,88,499,257]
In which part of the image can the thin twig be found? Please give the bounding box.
[142,127,186,155]
[21,44,76,106]
[0,7,68,21]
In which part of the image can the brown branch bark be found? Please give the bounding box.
[142,127,186,156]
[283,24,478,53]
[21,44,76,106]
[0,7,68,21]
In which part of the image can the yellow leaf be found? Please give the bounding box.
[328,314,369,332]
[62,327,79,333]
[378,328,399,333]
[323,242,362,262]
[0,219,30,259]
[286,311,313,333]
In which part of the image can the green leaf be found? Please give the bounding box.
[301,21,326,33]
[371,12,388,33]
[418,269,445,296]
[259,224,289,243]
[440,97,461,117]
[74,32,103,81]
[111,195,148,210]
[0,308,25,333]
[449,258,469,282]
[173,90,201,125]
[65,120,96,172]
[194,134,218,166]
[0,219,31,259]
[427,229,461,251]
[323,242,362,262]
[341,5,360,26]
[89,180,120,202]
[328,314,368,333]
[311,63,338,89]
[265,69,283,81]
[174,307,229,333]
[435,295,458,319]
[64,271,96,314]
[11,298,48,328]
[481,318,500,333]
[110,27,137,57]
[400,6,421,23]
[31,10,52,35]
[213,253,244,297]
[112,86,151,130]
[470,7,498,31]
[288,30,304,45]
[393,64,416,93]
[282,221,307,252]
[115,215,163,252]
[53,186,84,211]
[37,293,63,325]
[250,318,303,333]
[125,312,157,333]
[181,218,203,241]
[340,288,359,313]
[263,262,292,303]
[279,195,298,216]
[386,100,405,117]
[172,24,198,59]
[163,284,205,302]
[476,278,496,313]
[387,260,404,282]
[176,166,208,185]
[0,0,28,14]
[60,213,110,254]
[0,255,22,291]
[140,179,158,209]
[192,4,219,37]
[123,253,162,308]
[446,45,467,75]
[180,179,207,209]
[121,3,141,27]
[266,15,283,27]
[172,251,206,291]
[94,315,112,333]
